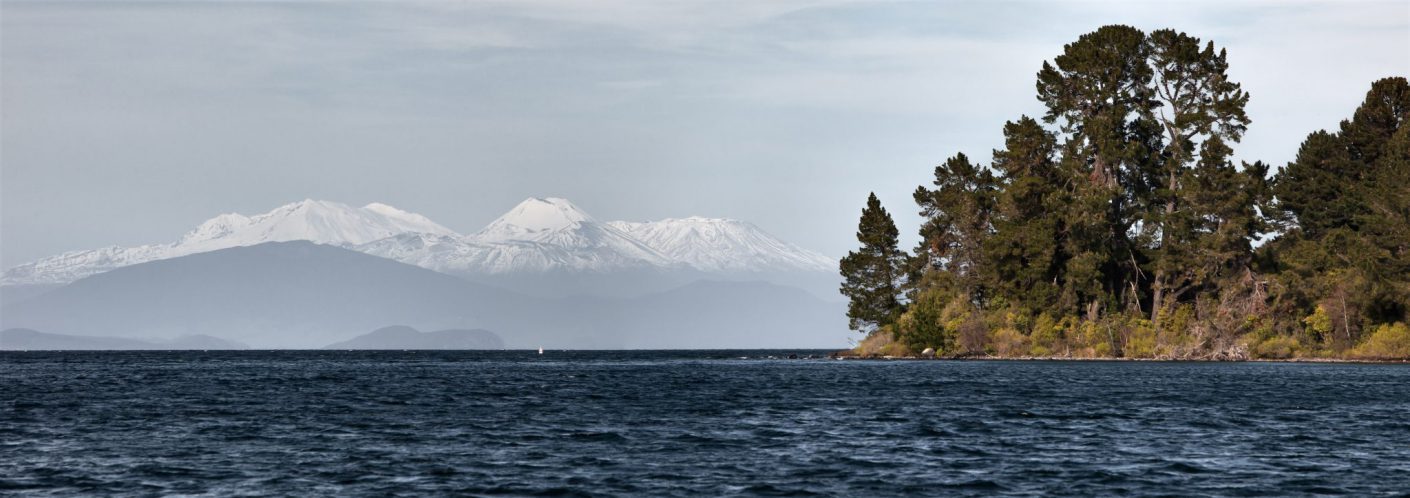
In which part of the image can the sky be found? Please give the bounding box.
[2,0,1407,268]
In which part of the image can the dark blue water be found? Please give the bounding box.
[3,351,1409,496]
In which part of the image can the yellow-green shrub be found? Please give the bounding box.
[1029,313,1062,357]
[990,327,1028,357]
[1349,323,1410,360]
[1304,305,1334,339]
[1157,304,1195,354]
[1123,317,1157,359]
[1251,335,1301,359]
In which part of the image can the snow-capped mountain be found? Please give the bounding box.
[356,198,678,275]
[468,197,677,272]
[2,200,454,286]
[3,197,836,287]
[609,217,834,273]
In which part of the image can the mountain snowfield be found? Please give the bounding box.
[392,197,683,274]
[3,197,835,286]
[2,200,456,286]
[609,217,833,273]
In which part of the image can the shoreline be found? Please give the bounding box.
[829,352,1410,364]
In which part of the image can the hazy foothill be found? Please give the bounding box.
[840,26,1410,361]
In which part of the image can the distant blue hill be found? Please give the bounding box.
[1,328,247,350]
[325,326,504,350]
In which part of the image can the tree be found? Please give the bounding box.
[1268,77,1410,348]
[840,193,907,332]
[1144,29,1251,326]
[913,152,997,298]
[1275,130,1362,238]
[984,116,1066,312]
[1036,24,1161,317]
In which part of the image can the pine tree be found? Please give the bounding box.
[1274,130,1360,238]
[984,116,1066,312]
[913,152,996,298]
[1341,77,1410,167]
[1145,29,1251,325]
[1269,77,1410,348]
[1168,137,1267,302]
[1035,25,1159,318]
[840,193,907,332]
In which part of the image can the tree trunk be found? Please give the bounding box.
[1151,169,1178,327]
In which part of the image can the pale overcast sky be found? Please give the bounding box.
[2,0,1407,267]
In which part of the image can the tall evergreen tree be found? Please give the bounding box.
[1274,130,1360,238]
[1035,24,1160,317]
[1341,77,1410,167]
[1145,29,1251,325]
[840,193,907,332]
[984,117,1067,312]
[913,153,996,298]
[1275,78,1409,241]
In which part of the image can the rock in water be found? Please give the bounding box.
[922,347,936,358]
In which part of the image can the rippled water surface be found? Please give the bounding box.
[3,351,1409,496]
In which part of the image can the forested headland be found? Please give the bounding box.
[839,25,1409,361]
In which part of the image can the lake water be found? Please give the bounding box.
[3,351,1409,496]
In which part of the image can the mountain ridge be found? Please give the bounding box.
[4,198,836,287]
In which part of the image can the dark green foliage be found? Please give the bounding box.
[1144,29,1252,325]
[1037,25,1164,317]
[1275,131,1363,237]
[1266,77,1410,347]
[839,193,906,332]
[1341,77,1410,166]
[894,287,957,355]
[913,152,996,297]
[984,117,1066,311]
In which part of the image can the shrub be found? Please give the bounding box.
[990,327,1028,357]
[1303,305,1334,340]
[1123,317,1157,359]
[1080,320,1118,358]
[1251,335,1301,359]
[851,326,913,357]
[1030,313,1062,357]
[1349,323,1410,360]
[893,288,954,354]
[1158,304,1195,353]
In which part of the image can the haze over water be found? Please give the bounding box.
[4,351,1408,496]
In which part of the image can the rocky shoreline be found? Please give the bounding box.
[829,351,1410,364]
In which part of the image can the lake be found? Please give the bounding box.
[3,351,1408,495]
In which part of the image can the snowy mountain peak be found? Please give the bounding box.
[4,200,455,286]
[478,197,596,239]
[463,197,675,272]
[609,217,834,273]
[211,199,454,247]
[360,202,454,235]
